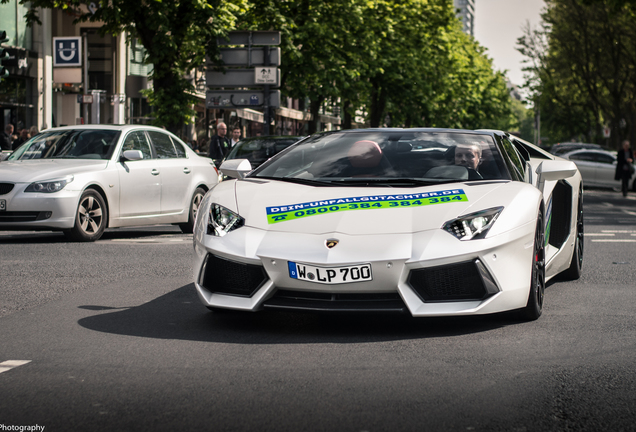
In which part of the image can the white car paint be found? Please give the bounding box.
[192,129,583,319]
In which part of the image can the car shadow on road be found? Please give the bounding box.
[78,283,532,344]
[0,226,186,243]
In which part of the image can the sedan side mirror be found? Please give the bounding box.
[120,150,144,161]
[220,159,253,180]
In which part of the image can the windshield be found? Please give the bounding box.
[8,129,121,160]
[226,137,301,167]
[251,130,509,186]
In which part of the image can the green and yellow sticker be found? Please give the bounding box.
[266,189,468,224]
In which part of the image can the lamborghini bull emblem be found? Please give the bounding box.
[325,239,339,249]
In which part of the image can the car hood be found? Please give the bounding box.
[219,178,525,235]
[0,159,109,183]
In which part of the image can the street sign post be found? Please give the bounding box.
[206,68,280,88]
[207,31,281,133]
[214,48,280,67]
[206,90,281,109]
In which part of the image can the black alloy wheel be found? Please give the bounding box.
[562,188,584,280]
[520,212,545,321]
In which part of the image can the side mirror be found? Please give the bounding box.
[121,150,144,161]
[535,160,578,191]
[220,158,252,180]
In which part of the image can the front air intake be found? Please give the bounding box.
[199,254,267,297]
[408,260,495,302]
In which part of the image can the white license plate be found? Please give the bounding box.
[0,199,5,211]
[288,261,373,285]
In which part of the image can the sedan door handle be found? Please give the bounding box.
[183,167,191,174]
[151,169,160,176]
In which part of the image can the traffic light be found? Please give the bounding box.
[0,30,9,82]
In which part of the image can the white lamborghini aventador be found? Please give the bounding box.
[193,128,583,320]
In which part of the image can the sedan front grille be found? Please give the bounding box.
[408,260,494,302]
[0,211,46,222]
[0,183,15,195]
[199,254,267,297]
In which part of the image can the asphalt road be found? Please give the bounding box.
[1,188,636,432]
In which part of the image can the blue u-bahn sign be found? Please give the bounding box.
[53,37,82,67]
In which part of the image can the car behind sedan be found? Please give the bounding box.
[0,125,218,241]
[561,148,636,191]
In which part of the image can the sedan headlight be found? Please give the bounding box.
[24,175,74,193]
[443,207,503,241]
[208,203,245,236]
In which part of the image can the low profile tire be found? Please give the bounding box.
[64,189,107,242]
[179,187,206,234]
[519,212,545,321]
[561,189,584,280]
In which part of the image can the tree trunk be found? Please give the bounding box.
[308,98,324,134]
[369,78,387,128]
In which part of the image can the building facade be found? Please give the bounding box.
[1,3,337,147]
[454,0,475,37]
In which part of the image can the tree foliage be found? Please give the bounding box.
[242,0,514,132]
[14,0,247,133]
[519,0,636,147]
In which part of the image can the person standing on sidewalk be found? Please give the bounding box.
[615,139,634,197]
[208,122,230,166]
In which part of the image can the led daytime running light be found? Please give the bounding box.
[208,204,245,237]
[443,207,503,241]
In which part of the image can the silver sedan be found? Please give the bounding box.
[561,149,636,191]
[0,125,218,241]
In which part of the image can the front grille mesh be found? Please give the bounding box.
[408,261,487,302]
[0,211,42,222]
[200,254,267,297]
[0,183,15,195]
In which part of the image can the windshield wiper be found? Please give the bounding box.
[327,178,452,187]
[251,176,341,187]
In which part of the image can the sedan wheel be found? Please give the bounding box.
[64,189,107,242]
[520,212,545,321]
[179,187,206,234]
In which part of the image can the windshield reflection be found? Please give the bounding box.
[9,130,121,160]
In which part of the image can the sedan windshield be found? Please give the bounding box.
[8,129,121,160]
[252,130,509,186]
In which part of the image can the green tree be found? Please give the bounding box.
[518,0,636,147]
[11,0,246,133]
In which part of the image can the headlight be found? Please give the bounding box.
[24,175,74,193]
[208,203,245,236]
[443,207,503,241]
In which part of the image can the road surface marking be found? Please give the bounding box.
[0,360,31,374]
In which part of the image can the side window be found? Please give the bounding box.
[569,152,595,162]
[148,131,177,159]
[170,136,187,158]
[122,131,152,159]
[500,137,525,180]
[595,153,615,164]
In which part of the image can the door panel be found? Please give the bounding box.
[117,131,161,217]
[147,131,192,216]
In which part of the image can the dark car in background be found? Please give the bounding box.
[550,142,602,156]
[224,136,304,170]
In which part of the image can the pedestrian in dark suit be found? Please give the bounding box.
[208,122,230,165]
[1,124,14,151]
[615,139,634,197]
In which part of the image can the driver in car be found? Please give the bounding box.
[454,143,482,172]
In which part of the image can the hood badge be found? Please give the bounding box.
[325,239,339,249]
